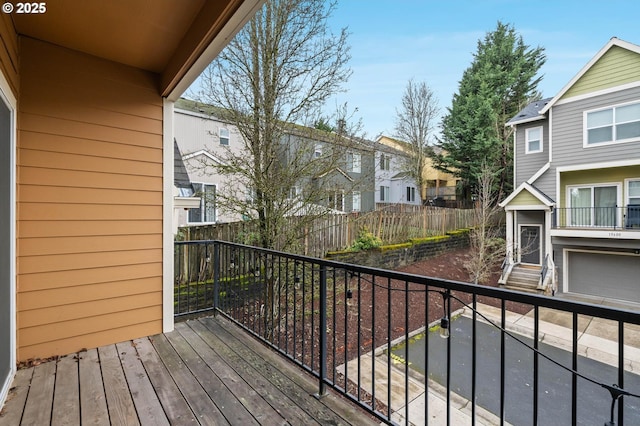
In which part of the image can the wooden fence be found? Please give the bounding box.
[179,206,477,258]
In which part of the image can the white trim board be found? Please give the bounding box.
[163,99,175,332]
[0,69,17,410]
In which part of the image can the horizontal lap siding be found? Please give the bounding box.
[17,38,164,360]
[553,87,640,167]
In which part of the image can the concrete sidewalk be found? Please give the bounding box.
[339,297,640,425]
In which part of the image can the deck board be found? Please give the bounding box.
[98,345,139,426]
[133,337,196,425]
[79,348,110,426]
[51,354,80,426]
[116,341,169,426]
[165,324,262,425]
[0,315,375,426]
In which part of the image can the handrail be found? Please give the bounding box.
[175,240,640,425]
[500,251,512,282]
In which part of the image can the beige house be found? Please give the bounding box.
[0,0,264,408]
[377,135,459,203]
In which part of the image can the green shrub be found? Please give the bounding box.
[349,227,383,252]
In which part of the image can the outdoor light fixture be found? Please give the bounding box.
[439,316,450,339]
[294,275,301,290]
[346,288,353,299]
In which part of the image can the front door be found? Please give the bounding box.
[520,225,541,265]
[0,88,13,404]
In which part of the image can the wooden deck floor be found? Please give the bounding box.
[0,316,375,426]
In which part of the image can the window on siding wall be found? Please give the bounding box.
[189,183,216,223]
[628,180,640,205]
[567,184,619,227]
[347,152,361,173]
[380,185,390,202]
[525,126,543,153]
[380,153,391,170]
[327,190,344,211]
[352,191,361,212]
[219,128,229,145]
[406,186,416,202]
[585,102,640,146]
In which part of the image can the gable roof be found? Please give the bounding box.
[499,182,555,209]
[506,98,553,126]
[174,140,192,189]
[539,37,640,114]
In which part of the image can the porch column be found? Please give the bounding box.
[506,209,514,263]
[545,209,553,258]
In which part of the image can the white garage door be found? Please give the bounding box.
[567,251,640,303]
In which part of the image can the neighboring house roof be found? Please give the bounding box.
[499,182,555,209]
[174,140,192,190]
[182,149,226,165]
[506,97,553,126]
[391,171,412,180]
[539,37,640,115]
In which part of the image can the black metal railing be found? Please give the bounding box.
[175,240,640,425]
[554,206,640,230]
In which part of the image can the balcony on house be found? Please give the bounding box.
[3,240,640,425]
[553,205,640,232]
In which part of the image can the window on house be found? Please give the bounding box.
[352,191,361,212]
[327,190,344,211]
[347,152,361,173]
[219,128,229,145]
[380,153,391,170]
[314,144,322,158]
[406,186,416,202]
[525,126,543,153]
[380,185,390,202]
[628,180,640,205]
[568,184,619,227]
[289,186,301,199]
[586,102,640,145]
[189,183,216,223]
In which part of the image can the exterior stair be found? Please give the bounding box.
[502,264,542,294]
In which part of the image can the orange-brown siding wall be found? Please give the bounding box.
[0,12,19,98]
[17,37,164,360]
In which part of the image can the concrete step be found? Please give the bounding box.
[501,264,542,294]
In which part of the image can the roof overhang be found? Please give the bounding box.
[13,0,265,100]
[499,182,555,210]
[539,37,640,115]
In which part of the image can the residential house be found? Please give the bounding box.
[174,99,375,226]
[0,0,265,408]
[376,135,459,205]
[374,141,421,206]
[500,37,640,302]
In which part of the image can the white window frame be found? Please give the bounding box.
[525,126,543,154]
[380,153,391,171]
[327,190,344,212]
[189,182,217,224]
[584,100,640,147]
[352,191,361,212]
[347,152,361,173]
[289,185,301,199]
[406,186,416,203]
[565,182,621,228]
[380,185,390,202]
[219,127,229,145]
[625,178,640,206]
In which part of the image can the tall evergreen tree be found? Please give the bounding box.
[437,21,546,202]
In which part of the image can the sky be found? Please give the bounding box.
[324,0,640,139]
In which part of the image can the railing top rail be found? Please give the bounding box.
[175,239,640,324]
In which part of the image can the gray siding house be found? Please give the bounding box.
[500,37,640,303]
[174,99,375,227]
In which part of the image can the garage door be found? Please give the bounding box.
[568,251,640,303]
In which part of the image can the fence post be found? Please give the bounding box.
[213,241,220,315]
[315,263,328,398]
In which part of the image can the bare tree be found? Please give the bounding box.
[464,161,506,284]
[195,0,356,251]
[394,79,440,203]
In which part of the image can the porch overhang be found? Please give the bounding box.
[499,182,555,211]
[12,0,265,99]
